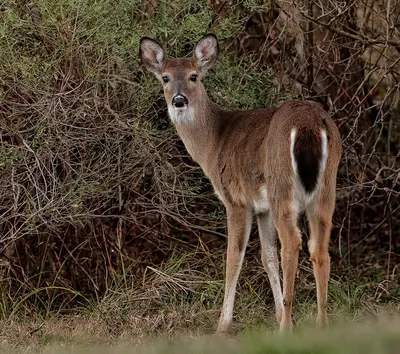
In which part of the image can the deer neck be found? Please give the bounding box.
[168,90,222,173]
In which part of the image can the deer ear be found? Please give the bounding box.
[194,34,219,75]
[139,37,165,75]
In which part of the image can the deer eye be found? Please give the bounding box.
[162,76,169,83]
[189,74,197,82]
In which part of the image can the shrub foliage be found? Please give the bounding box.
[0,0,399,314]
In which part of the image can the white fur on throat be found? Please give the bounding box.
[168,106,195,125]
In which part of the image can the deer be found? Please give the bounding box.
[139,34,341,334]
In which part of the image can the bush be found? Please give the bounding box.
[0,0,399,317]
[0,0,286,314]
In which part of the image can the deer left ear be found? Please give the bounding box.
[194,34,219,75]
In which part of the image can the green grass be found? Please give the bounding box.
[141,324,400,354]
[1,250,399,352]
[3,319,400,353]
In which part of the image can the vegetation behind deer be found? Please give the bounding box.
[0,0,399,345]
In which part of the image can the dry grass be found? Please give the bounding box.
[1,304,400,353]
[1,247,399,351]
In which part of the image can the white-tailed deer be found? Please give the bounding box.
[139,34,341,333]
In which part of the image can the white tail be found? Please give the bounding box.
[140,34,342,333]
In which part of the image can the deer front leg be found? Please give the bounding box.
[257,212,284,325]
[217,206,252,334]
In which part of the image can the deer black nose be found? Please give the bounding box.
[172,94,188,108]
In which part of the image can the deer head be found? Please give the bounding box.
[139,34,219,117]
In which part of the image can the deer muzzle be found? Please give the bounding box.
[172,94,188,108]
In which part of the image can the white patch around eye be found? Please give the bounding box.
[167,106,195,125]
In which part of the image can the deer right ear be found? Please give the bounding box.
[194,34,219,75]
[139,37,165,75]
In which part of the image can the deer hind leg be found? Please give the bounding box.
[306,193,335,327]
[275,210,301,332]
[257,212,283,324]
[217,206,252,334]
